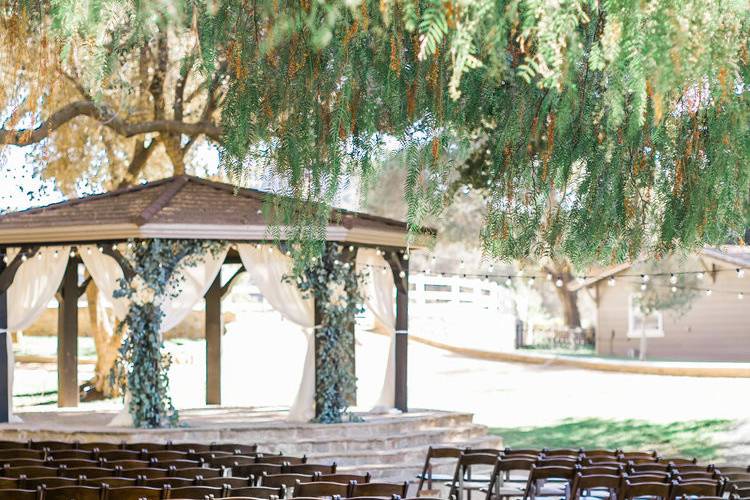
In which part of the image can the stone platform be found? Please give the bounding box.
[0,407,501,481]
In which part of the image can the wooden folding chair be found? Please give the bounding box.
[294,480,349,498]
[42,485,102,500]
[229,485,286,498]
[107,485,164,500]
[285,463,336,475]
[263,473,316,489]
[78,442,122,452]
[201,476,255,488]
[484,457,536,500]
[80,477,137,487]
[168,485,226,498]
[316,473,371,484]
[621,480,671,500]
[259,454,307,465]
[22,476,78,489]
[0,488,41,500]
[32,441,75,451]
[569,473,621,500]
[3,466,60,478]
[173,466,224,478]
[417,446,464,496]
[212,443,259,455]
[349,481,409,498]
[449,453,498,500]
[669,480,721,500]
[522,465,576,500]
[169,442,212,453]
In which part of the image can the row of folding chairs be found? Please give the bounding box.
[0,440,259,454]
[0,483,272,499]
[0,464,227,478]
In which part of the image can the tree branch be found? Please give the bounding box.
[117,138,160,189]
[0,100,222,145]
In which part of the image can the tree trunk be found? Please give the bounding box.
[545,266,582,329]
[81,279,123,400]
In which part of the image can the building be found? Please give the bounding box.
[575,246,750,362]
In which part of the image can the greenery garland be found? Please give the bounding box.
[288,244,365,423]
[112,238,225,428]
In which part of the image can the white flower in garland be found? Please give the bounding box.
[327,280,348,309]
[131,275,158,306]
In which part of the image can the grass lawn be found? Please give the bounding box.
[490,418,733,460]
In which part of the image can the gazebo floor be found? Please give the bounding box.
[0,407,501,480]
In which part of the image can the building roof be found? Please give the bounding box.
[570,246,750,291]
[0,175,431,247]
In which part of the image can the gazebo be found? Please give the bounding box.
[0,175,425,424]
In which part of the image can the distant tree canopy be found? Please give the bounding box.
[1,1,749,266]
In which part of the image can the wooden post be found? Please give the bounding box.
[205,273,222,405]
[313,292,324,421]
[0,249,9,422]
[57,256,79,408]
[386,250,409,412]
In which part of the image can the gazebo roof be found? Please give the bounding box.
[0,175,429,247]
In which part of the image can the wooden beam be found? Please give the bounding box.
[57,257,79,408]
[385,250,409,412]
[220,265,245,298]
[0,247,38,292]
[205,272,223,405]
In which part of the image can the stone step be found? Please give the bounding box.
[322,434,503,468]
[259,424,490,454]
[337,436,503,481]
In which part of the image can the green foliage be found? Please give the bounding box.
[112,238,225,428]
[287,244,364,423]
[490,418,733,461]
[6,1,750,266]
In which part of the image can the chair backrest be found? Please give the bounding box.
[621,452,658,462]
[263,473,315,488]
[676,472,717,482]
[169,485,226,498]
[316,473,371,484]
[201,476,254,488]
[670,480,721,499]
[78,442,122,451]
[152,458,201,469]
[99,450,143,461]
[526,465,576,484]
[173,466,223,478]
[570,473,621,500]
[123,442,169,452]
[544,449,581,457]
[622,480,671,500]
[577,465,623,476]
[229,485,285,499]
[80,477,137,487]
[169,442,212,453]
[211,443,259,455]
[0,441,29,450]
[147,450,189,461]
[674,464,713,474]
[630,463,671,473]
[626,473,672,483]
[118,468,169,479]
[3,466,60,478]
[141,476,196,488]
[49,459,100,469]
[504,448,543,457]
[349,481,409,498]
[2,459,48,468]
[294,480,349,498]
[285,463,336,475]
[0,488,41,500]
[48,449,93,460]
[210,455,257,467]
[0,477,19,489]
[23,476,77,489]
[42,485,102,500]
[107,485,164,500]
[0,449,45,460]
[449,452,498,499]
[60,467,116,479]
[35,441,77,451]
[258,454,306,465]
[232,463,284,478]
[663,457,697,465]
[103,460,151,470]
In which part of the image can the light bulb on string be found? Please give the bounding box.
[1,256,7,264]
[399,270,406,278]
[737,268,745,278]
[640,283,647,291]
[608,276,616,287]
[546,273,553,281]
[555,277,563,288]
[402,252,409,261]
[504,276,512,287]
[697,271,704,280]
[20,254,27,262]
[53,250,59,258]
[739,292,744,300]
[36,251,42,260]
[98,246,104,253]
[705,289,712,297]
[348,245,354,252]
[488,263,494,273]
[669,273,677,284]
[641,274,649,283]
[86,247,92,255]
[671,286,677,293]
[459,258,465,269]
[527,276,535,286]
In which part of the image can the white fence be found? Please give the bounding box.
[408,274,518,352]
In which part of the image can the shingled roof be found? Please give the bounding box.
[0,175,429,247]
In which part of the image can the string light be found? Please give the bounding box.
[36,251,42,259]
[737,268,745,278]
[640,283,647,291]
[398,270,406,278]
[20,254,27,262]
[1,256,7,264]
[546,272,553,281]
[739,292,744,300]
[459,258,465,269]
[669,273,677,284]
[403,252,409,261]
[86,247,92,255]
[671,286,677,293]
[348,245,354,252]
[641,274,650,283]
[488,263,494,273]
[697,272,704,280]
[555,277,563,288]
[98,246,104,253]
[504,276,512,287]
[608,276,616,287]
[705,289,712,297]
[53,250,59,258]
[527,276,535,286]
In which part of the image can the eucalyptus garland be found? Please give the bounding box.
[112,238,225,428]
[288,245,365,424]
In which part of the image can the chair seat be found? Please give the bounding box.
[417,473,455,482]
[481,485,527,497]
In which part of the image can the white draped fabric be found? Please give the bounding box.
[1,246,71,423]
[237,244,315,422]
[161,248,228,334]
[79,246,129,322]
[108,246,228,427]
[356,248,397,411]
